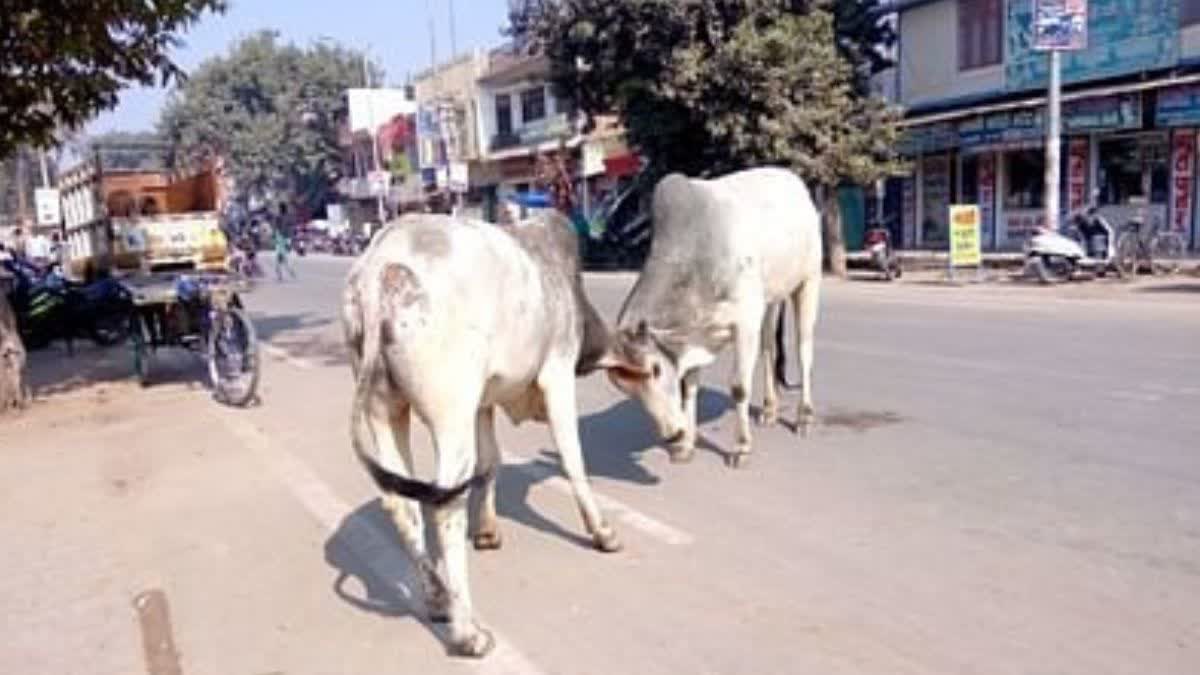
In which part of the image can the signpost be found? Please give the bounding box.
[1033,0,1088,235]
[948,205,983,282]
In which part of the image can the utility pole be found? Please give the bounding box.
[38,149,50,188]
[1044,49,1062,232]
[363,50,386,226]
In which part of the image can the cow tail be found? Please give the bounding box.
[774,300,803,391]
[350,265,480,507]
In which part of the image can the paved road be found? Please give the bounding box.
[3,254,1199,675]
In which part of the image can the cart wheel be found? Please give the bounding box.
[130,313,152,387]
[207,306,259,407]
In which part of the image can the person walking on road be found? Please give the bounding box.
[273,225,296,282]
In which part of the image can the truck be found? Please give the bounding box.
[57,150,228,281]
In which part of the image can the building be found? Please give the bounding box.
[892,0,1200,251]
[335,87,421,226]
[412,49,492,208]
[472,50,635,222]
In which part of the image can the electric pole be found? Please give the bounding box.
[1045,49,1062,232]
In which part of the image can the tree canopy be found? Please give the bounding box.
[0,0,226,159]
[159,31,376,212]
[508,0,905,273]
[509,0,902,187]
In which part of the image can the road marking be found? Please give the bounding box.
[507,458,694,547]
[218,414,545,675]
[258,341,317,370]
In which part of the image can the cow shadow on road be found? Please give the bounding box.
[573,387,733,482]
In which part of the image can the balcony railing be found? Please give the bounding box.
[488,113,575,154]
[490,132,522,151]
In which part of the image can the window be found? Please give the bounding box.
[520,86,546,124]
[958,0,1002,70]
[1184,0,1200,26]
[1098,136,1169,206]
[495,94,512,136]
[1004,150,1045,210]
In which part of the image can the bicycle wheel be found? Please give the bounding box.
[1151,232,1186,275]
[207,306,259,406]
[1115,232,1141,277]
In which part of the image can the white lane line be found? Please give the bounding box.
[507,457,694,547]
[258,341,318,370]
[218,414,545,675]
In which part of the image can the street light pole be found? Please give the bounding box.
[1044,49,1062,232]
[363,50,386,226]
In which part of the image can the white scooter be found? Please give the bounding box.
[1023,197,1122,284]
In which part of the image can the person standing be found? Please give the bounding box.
[272,224,296,281]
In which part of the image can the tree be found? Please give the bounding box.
[0,0,226,160]
[0,293,26,413]
[509,0,905,275]
[160,31,377,214]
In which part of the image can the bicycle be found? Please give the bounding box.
[1115,215,1187,277]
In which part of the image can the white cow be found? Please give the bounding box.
[342,212,633,658]
[608,167,823,467]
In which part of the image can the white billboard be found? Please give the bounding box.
[347,88,417,135]
[35,188,61,227]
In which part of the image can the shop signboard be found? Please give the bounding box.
[1032,0,1087,51]
[1171,130,1195,234]
[959,94,1140,152]
[977,153,996,247]
[1067,139,1088,212]
[949,205,983,268]
[34,188,61,227]
[1156,84,1200,127]
[898,122,958,156]
[1007,0,1178,91]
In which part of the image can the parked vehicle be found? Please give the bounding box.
[1024,199,1121,284]
[863,215,902,281]
[3,257,133,351]
[1115,214,1187,276]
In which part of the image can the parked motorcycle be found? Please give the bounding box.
[863,216,902,281]
[3,258,133,351]
[1024,198,1121,284]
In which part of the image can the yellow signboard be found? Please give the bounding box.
[949,204,982,267]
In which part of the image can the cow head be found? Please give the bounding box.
[603,320,690,445]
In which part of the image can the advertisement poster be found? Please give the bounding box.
[977,153,996,248]
[949,205,983,267]
[1033,0,1087,51]
[1068,139,1088,212]
[1171,130,1195,234]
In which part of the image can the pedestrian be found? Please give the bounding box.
[272,225,296,281]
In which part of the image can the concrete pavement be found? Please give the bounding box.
[2,254,1198,674]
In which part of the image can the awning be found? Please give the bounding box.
[506,191,553,208]
[901,72,1200,128]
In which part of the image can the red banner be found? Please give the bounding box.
[1068,139,1088,214]
[1171,130,1195,234]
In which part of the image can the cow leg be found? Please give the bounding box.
[471,406,502,551]
[371,400,447,623]
[540,366,621,552]
[729,316,762,469]
[672,368,700,463]
[792,278,821,434]
[757,302,782,427]
[429,414,493,658]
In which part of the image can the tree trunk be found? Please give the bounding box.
[819,187,848,278]
[0,291,28,413]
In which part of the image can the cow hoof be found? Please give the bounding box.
[591,527,623,553]
[725,452,751,469]
[472,530,503,551]
[447,627,496,659]
[668,445,695,464]
[756,409,779,427]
